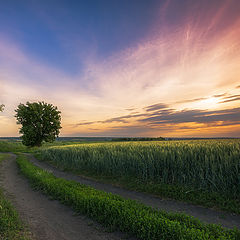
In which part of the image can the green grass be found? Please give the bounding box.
[0,140,89,153]
[0,141,29,153]
[39,139,240,214]
[0,153,30,240]
[47,167,240,214]
[17,154,240,240]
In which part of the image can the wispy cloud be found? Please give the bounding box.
[220,97,240,103]
[144,103,169,112]
[140,107,240,125]
[175,97,207,104]
[223,94,240,99]
[75,113,147,127]
[1,1,240,137]
[72,103,240,137]
[213,93,227,98]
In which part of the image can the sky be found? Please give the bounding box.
[0,0,240,137]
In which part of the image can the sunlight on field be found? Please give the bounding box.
[41,139,240,196]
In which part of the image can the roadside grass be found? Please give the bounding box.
[0,142,28,153]
[39,164,240,215]
[17,154,240,240]
[0,153,30,240]
[0,140,100,154]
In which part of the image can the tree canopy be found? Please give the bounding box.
[15,101,61,147]
[0,104,4,112]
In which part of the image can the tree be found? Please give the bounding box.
[0,104,4,112]
[15,101,61,147]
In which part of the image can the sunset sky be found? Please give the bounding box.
[0,0,240,137]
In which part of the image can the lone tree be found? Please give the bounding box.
[0,104,4,112]
[15,101,61,147]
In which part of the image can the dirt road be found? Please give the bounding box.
[0,154,134,240]
[27,153,240,230]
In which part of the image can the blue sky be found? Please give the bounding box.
[0,0,160,75]
[0,0,240,137]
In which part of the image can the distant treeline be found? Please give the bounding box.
[1,137,238,142]
[112,137,165,141]
[0,137,165,142]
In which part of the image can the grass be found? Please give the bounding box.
[17,154,240,240]
[39,139,240,214]
[0,141,29,153]
[50,167,240,214]
[40,140,240,195]
[0,140,89,153]
[0,153,30,240]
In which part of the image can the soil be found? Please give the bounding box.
[0,154,135,240]
[26,153,240,230]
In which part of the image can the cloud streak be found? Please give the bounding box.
[144,103,169,112]
[0,0,240,137]
[73,103,240,137]
[220,97,240,103]
[140,107,240,125]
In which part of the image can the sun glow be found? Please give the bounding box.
[192,97,220,110]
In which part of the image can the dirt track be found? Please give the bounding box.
[0,154,135,240]
[26,153,240,230]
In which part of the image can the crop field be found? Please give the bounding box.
[41,139,240,195]
[40,139,240,212]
